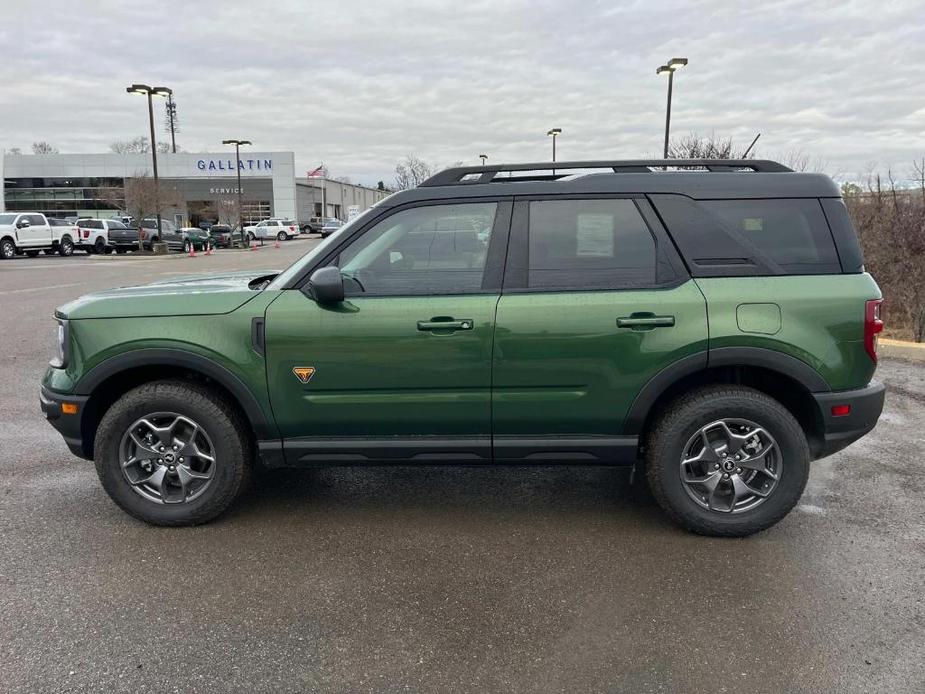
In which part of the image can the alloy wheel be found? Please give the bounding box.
[679,418,781,513]
[119,412,216,504]
[1,239,15,259]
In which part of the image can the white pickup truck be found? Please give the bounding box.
[0,212,77,259]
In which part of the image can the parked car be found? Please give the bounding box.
[178,227,211,252]
[207,224,234,248]
[40,159,885,534]
[76,219,135,254]
[300,217,328,233]
[244,219,299,242]
[0,212,76,258]
[319,218,343,238]
[107,223,143,253]
[138,217,180,251]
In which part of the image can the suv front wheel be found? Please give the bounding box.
[94,380,252,526]
[645,385,809,537]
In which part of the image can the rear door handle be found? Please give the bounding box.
[617,314,675,329]
[417,317,474,332]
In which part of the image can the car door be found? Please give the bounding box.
[491,196,708,462]
[20,214,50,247]
[264,199,511,464]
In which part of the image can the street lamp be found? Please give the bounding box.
[222,139,251,246]
[126,84,171,248]
[546,128,562,162]
[479,154,488,166]
[656,57,688,159]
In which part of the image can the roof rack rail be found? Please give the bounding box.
[420,159,793,186]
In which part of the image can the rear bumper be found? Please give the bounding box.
[811,380,885,459]
[40,386,91,459]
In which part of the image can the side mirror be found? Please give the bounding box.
[308,266,345,305]
[17,219,30,229]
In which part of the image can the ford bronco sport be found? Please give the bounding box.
[40,160,885,536]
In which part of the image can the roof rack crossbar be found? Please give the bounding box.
[420,159,793,186]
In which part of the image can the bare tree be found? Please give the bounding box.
[667,132,749,160]
[32,141,59,155]
[849,163,925,341]
[110,136,151,154]
[7,147,22,155]
[101,175,184,251]
[394,154,435,190]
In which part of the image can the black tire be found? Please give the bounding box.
[645,385,809,537]
[94,380,252,526]
[94,237,107,254]
[183,240,192,253]
[25,249,40,257]
[276,231,287,241]
[58,236,74,258]
[0,238,15,259]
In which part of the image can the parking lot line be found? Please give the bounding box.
[0,282,83,295]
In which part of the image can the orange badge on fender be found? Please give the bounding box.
[292,367,316,384]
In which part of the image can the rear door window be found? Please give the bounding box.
[526,199,657,289]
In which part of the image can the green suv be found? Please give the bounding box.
[40,160,885,535]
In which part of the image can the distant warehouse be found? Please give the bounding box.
[0,151,389,227]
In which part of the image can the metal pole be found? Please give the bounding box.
[147,90,162,245]
[235,143,245,246]
[663,70,674,159]
[552,134,557,162]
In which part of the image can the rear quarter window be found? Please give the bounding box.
[650,195,842,276]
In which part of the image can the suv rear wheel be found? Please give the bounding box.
[94,380,252,526]
[645,385,809,537]
[276,231,287,241]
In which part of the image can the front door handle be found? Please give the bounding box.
[617,313,676,329]
[417,317,474,332]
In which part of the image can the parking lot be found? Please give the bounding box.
[1,242,923,693]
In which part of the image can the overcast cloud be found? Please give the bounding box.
[1,0,923,185]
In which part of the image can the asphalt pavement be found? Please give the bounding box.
[1,242,923,693]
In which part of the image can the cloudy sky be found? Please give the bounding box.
[1,0,923,185]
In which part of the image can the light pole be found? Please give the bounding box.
[656,58,687,159]
[479,153,488,166]
[166,93,178,153]
[547,128,561,175]
[126,84,171,250]
[222,139,251,246]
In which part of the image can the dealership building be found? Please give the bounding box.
[0,151,390,226]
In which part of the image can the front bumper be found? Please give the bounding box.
[40,386,90,459]
[811,380,885,459]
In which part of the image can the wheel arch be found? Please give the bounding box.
[75,349,276,458]
[625,348,828,457]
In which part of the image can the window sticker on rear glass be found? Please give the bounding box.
[576,214,614,256]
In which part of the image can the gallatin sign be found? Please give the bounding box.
[197,158,273,172]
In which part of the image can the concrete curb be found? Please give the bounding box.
[880,338,925,363]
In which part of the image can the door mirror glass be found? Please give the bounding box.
[309,266,345,305]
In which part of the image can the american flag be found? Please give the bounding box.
[307,165,325,178]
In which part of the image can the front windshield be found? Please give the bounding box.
[266,204,384,289]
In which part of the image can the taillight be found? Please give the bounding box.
[290,225,296,232]
[864,299,884,363]
[82,230,89,238]
[140,230,147,240]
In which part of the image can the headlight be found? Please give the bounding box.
[51,318,69,368]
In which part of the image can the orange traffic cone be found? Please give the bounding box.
[274,238,281,249]
[250,243,258,251]
[205,243,213,256]
[188,243,196,258]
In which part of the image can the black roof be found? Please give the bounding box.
[383,160,841,207]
